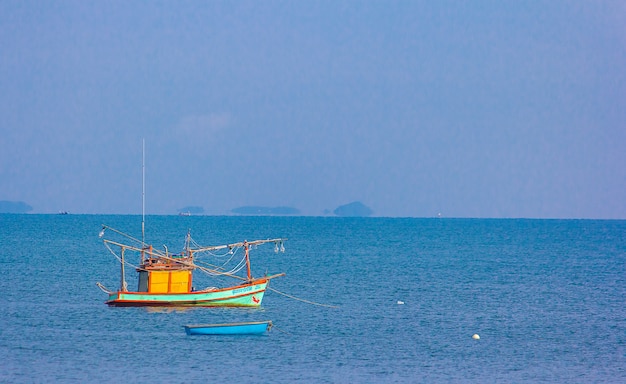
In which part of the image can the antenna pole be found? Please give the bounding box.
[142,138,145,246]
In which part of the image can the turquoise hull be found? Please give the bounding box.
[105,279,268,307]
[184,321,272,335]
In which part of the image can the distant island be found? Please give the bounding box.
[333,201,373,217]
[231,206,300,215]
[229,202,373,216]
[178,206,205,215]
[0,201,33,214]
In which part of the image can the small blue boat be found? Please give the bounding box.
[183,320,273,335]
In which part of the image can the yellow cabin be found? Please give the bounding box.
[138,270,192,293]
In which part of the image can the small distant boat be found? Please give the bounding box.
[183,320,273,335]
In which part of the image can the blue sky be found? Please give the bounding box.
[1,1,624,218]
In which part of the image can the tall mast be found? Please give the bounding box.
[244,241,252,281]
[142,138,145,247]
[120,247,127,291]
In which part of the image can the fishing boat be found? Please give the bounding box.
[183,320,273,335]
[97,226,286,307]
[96,140,286,307]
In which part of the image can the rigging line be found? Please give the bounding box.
[188,235,243,258]
[193,259,225,270]
[195,264,247,280]
[202,246,242,258]
[194,248,246,273]
[223,253,248,275]
[193,259,231,273]
[200,246,241,262]
[103,242,146,272]
[208,249,241,258]
[191,254,247,276]
[268,287,339,309]
[102,225,153,251]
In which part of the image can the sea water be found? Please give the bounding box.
[0,215,624,383]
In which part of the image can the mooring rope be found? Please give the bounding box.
[271,324,293,336]
[268,287,339,308]
[95,282,112,294]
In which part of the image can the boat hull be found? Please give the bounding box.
[184,321,272,335]
[105,279,269,307]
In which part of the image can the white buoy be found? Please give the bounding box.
[397,300,404,305]
[472,334,480,340]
